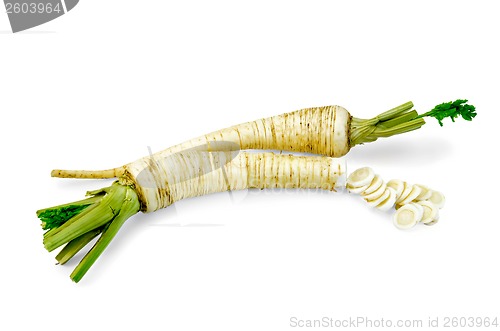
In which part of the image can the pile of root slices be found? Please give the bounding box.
[346,167,445,229]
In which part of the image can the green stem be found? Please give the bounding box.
[43,183,128,251]
[350,101,419,146]
[371,101,414,123]
[376,110,418,129]
[350,99,476,146]
[38,181,140,282]
[55,227,104,265]
[70,188,140,283]
[369,118,426,138]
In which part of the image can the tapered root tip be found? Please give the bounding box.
[51,168,124,179]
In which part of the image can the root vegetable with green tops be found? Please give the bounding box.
[39,152,346,282]
[51,99,476,180]
[38,99,475,282]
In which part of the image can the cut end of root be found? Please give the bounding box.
[393,203,423,230]
[428,190,446,209]
[347,167,375,188]
[416,200,439,224]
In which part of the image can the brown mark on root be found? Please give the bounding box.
[347,114,353,148]
[119,170,149,211]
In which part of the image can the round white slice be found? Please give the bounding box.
[396,181,413,204]
[414,184,432,201]
[347,167,375,188]
[365,187,390,208]
[362,182,387,201]
[396,182,413,204]
[363,174,383,195]
[393,203,424,229]
[347,182,370,194]
[427,190,446,209]
[376,187,397,211]
[387,179,404,199]
[416,200,439,224]
[411,202,424,221]
[398,185,422,205]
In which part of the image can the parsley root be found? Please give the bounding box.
[38,99,475,282]
[39,152,346,282]
[51,100,476,180]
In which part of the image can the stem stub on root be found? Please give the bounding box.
[38,181,140,282]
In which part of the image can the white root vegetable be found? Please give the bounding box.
[393,203,424,229]
[362,182,387,201]
[363,174,383,195]
[346,168,397,211]
[346,183,371,194]
[346,169,444,226]
[396,182,413,204]
[50,100,477,182]
[347,167,375,188]
[40,151,347,282]
[39,99,475,281]
[416,200,439,224]
[387,179,404,199]
[53,100,452,180]
[123,152,346,212]
[398,185,422,205]
[52,105,351,180]
[365,187,391,208]
[40,156,448,282]
[375,188,397,211]
[389,180,444,213]
[428,190,446,209]
[414,184,433,201]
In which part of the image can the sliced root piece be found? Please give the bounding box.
[376,187,397,211]
[363,174,384,195]
[393,202,424,230]
[347,167,375,188]
[366,191,390,208]
[387,179,404,197]
[362,182,387,201]
[427,190,446,209]
[365,186,390,208]
[416,200,439,224]
[414,184,432,201]
[347,182,370,194]
[396,181,413,204]
[398,185,422,205]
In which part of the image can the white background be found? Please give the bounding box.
[1,1,499,330]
